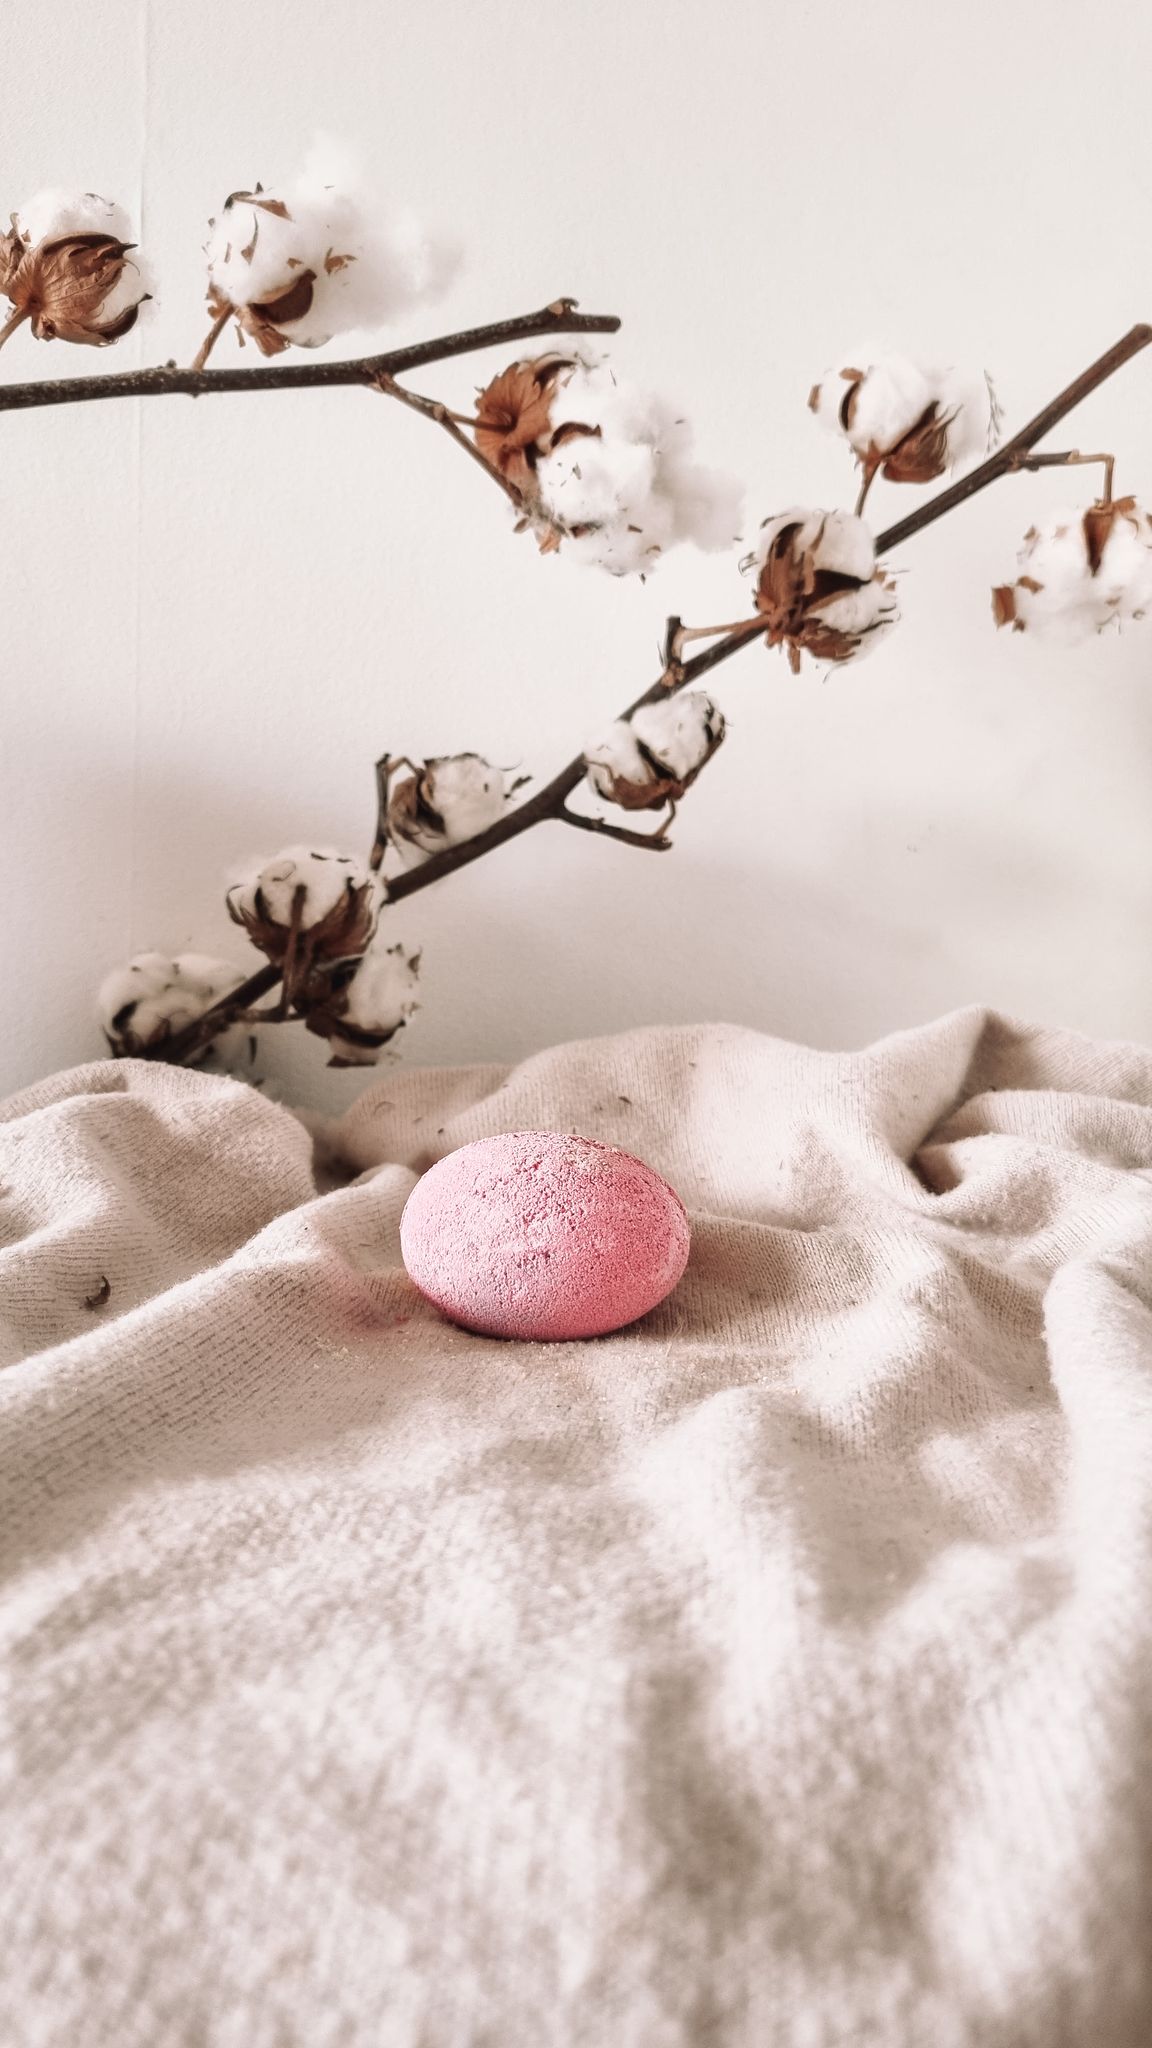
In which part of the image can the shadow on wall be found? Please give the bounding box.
[32,701,1149,1113]
[230,809,1144,1110]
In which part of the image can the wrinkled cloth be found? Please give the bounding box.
[2,1008,1152,2048]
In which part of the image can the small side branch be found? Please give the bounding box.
[190,305,232,373]
[671,616,767,652]
[0,307,29,354]
[374,374,523,508]
[854,466,879,518]
[1006,447,1117,500]
[557,804,674,850]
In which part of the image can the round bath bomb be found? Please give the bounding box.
[399,1131,690,1340]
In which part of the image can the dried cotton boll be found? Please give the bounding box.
[993,499,1152,644]
[386,754,512,866]
[305,938,422,1067]
[203,163,457,357]
[474,350,743,576]
[630,694,726,783]
[585,720,654,807]
[811,355,934,461]
[99,952,247,1058]
[809,353,999,485]
[585,692,725,811]
[539,356,744,575]
[0,189,149,345]
[757,506,877,586]
[205,185,363,355]
[226,847,379,966]
[748,507,899,672]
[473,354,578,493]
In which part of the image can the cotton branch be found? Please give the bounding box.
[135,321,1152,1068]
[0,298,621,413]
[338,320,1152,905]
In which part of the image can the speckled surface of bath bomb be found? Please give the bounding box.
[399,1130,691,1340]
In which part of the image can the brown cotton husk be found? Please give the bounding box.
[600,772,679,813]
[474,354,597,498]
[752,513,895,672]
[227,875,377,969]
[756,520,818,631]
[1082,495,1138,573]
[596,735,724,813]
[303,1001,402,1066]
[837,372,953,488]
[875,403,954,486]
[0,228,146,344]
[586,695,726,813]
[207,269,318,356]
[385,754,510,862]
[596,763,700,813]
[301,948,418,1068]
[386,766,447,854]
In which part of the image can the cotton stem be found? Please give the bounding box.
[1007,448,1118,500]
[557,805,675,851]
[189,305,233,373]
[374,374,523,508]
[0,306,29,353]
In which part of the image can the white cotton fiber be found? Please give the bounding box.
[424,757,508,844]
[388,756,511,868]
[534,353,743,577]
[205,151,459,348]
[630,693,724,779]
[808,580,900,662]
[933,366,999,464]
[1002,505,1152,644]
[754,507,877,584]
[341,938,421,1034]
[15,189,134,248]
[812,352,999,471]
[843,357,933,457]
[227,847,374,929]
[11,189,151,323]
[1096,513,1152,617]
[321,937,422,1062]
[584,721,651,798]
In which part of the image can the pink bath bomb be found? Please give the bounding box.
[399,1131,691,1340]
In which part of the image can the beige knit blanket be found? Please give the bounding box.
[3,1009,1152,2047]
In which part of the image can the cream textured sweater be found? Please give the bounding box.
[2,1007,1151,2046]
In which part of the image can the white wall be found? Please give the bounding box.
[3,0,1151,1110]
